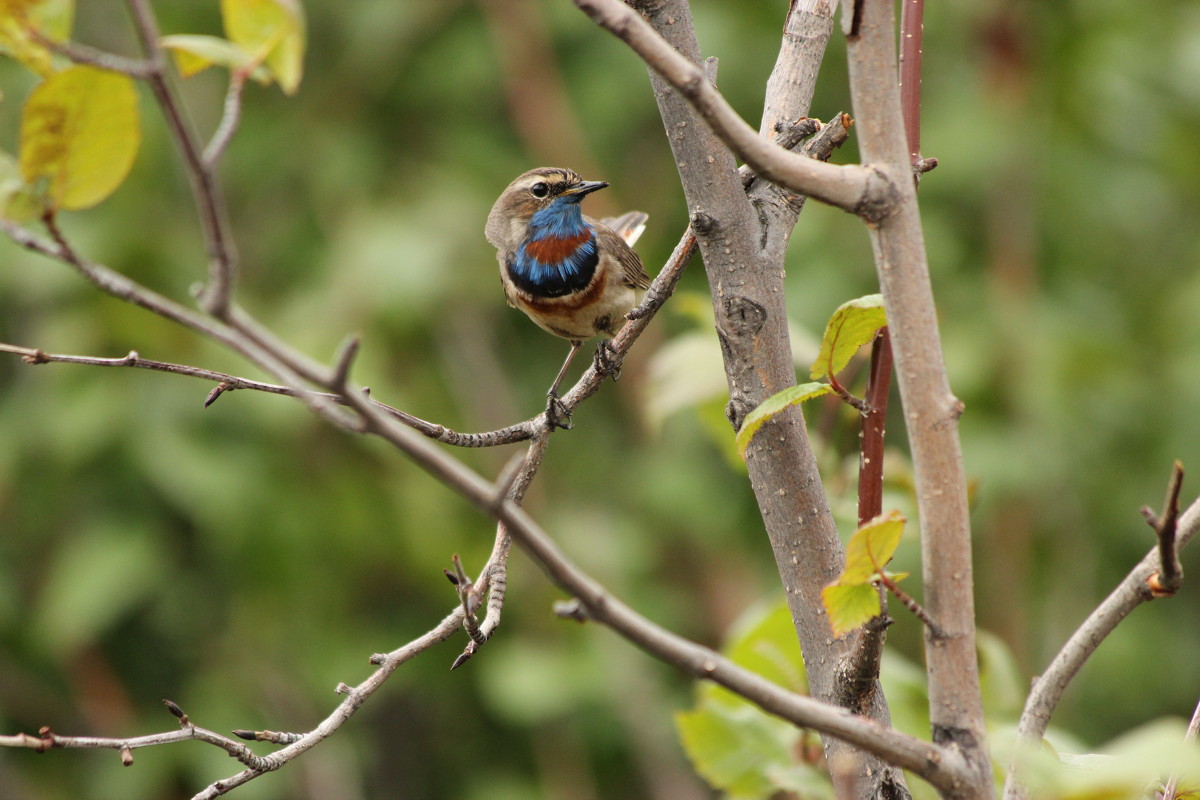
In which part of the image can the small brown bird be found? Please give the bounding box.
[486,167,650,427]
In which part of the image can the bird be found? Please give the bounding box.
[485,167,651,428]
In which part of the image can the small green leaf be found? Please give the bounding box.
[221,0,305,94]
[736,381,832,457]
[821,583,883,638]
[18,65,140,210]
[821,511,906,636]
[811,293,887,380]
[720,603,807,699]
[161,34,271,83]
[0,149,48,220]
[841,509,905,583]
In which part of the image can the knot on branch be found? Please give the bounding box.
[854,165,903,224]
[722,296,767,338]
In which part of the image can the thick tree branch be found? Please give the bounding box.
[845,1,990,794]
[571,0,888,217]
[593,2,909,797]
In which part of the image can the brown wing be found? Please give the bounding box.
[591,217,651,291]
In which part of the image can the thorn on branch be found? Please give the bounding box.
[331,333,361,391]
[1146,461,1185,597]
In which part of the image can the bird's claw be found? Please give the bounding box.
[545,392,574,430]
[593,341,622,382]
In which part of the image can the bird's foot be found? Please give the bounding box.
[545,392,574,430]
[593,340,622,382]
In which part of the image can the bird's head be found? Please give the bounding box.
[486,168,608,250]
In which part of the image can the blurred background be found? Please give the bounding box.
[1,0,1199,797]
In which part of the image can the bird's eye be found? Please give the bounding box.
[530,182,549,198]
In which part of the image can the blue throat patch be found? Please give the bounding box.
[507,199,598,298]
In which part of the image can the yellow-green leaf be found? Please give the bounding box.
[735,381,832,458]
[30,0,71,40]
[821,511,906,635]
[821,583,882,638]
[810,293,887,381]
[840,510,906,583]
[19,65,140,210]
[221,0,305,94]
[161,34,272,83]
[0,0,70,75]
[0,149,44,220]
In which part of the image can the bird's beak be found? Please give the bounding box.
[563,180,609,198]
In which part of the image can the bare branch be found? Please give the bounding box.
[571,0,885,216]
[1146,461,1185,597]
[33,33,155,77]
[204,71,249,168]
[1003,493,1200,800]
[124,0,239,317]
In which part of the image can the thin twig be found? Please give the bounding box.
[33,33,155,77]
[1146,461,1185,597]
[124,0,239,318]
[1004,494,1200,799]
[204,71,249,167]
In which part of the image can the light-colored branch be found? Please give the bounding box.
[571,0,886,217]
[203,71,248,168]
[1003,494,1200,800]
[124,0,239,317]
[844,1,991,795]
[0,717,267,770]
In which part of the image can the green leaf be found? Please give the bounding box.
[18,65,140,210]
[735,381,832,457]
[221,0,305,94]
[810,293,887,381]
[676,703,832,799]
[841,509,905,583]
[821,583,883,638]
[31,0,71,39]
[820,511,905,636]
[720,603,807,699]
[161,34,272,83]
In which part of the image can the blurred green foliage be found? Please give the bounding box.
[1,1,1199,798]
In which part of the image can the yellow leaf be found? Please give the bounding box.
[811,293,887,381]
[735,382,832,458]
[840,510,906,584]
[19,65,140,211]
[0,0,60,76]
[221,0,305,94]
[161,34,272,84]
[821,583,882,637]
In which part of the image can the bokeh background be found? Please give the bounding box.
[1,1,1199,798]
